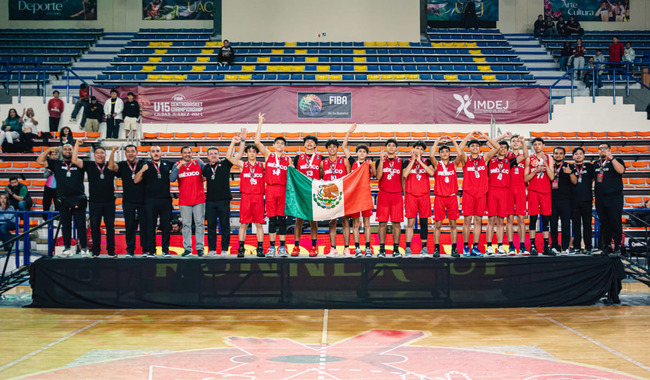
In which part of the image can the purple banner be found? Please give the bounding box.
[92,86,549,124]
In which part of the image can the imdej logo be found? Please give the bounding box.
[298,94,323,117]
[453,93,512,119]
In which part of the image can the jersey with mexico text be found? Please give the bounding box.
[378,157,403,193]
[177,159,206,206]
[488,156,511,188]
[265,152,290,186]
[507,151,525,189]
[527,154,552,193]
[433,161,458,197]
[240,161,265,194]
[404,158,432,196]
[462,155,488,195]
[296,153,321,180]
[322,156,348,181]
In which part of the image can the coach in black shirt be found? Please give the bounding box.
[550,147,575,254]
[134,145,173,257]
[72,143,116,257]
[36,142,88,258]
[203,146,236,256]
[594,143,626,254]
[109,144,147,257]
[569,147,595,253]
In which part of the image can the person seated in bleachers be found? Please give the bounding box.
[566,15,584,36]
[5,177,32,211]
[555,15,568,37]
[594,49,606,72]
[0,108,22,151]
[558,41,572,71]
[533,15,546,38]
[622,42,636,75]
[584,56,603,95]
[544,15,557,36]
[59,126,75,146]
[218,40,235,67]
[0,194,16,252]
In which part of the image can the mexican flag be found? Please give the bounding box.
[285,162,373,221]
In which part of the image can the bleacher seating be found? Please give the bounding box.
[93,28,534,86]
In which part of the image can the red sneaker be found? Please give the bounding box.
[290,246,300,257]
[309,246,318,257]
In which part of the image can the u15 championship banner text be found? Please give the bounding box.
[545,0,630,22]
[143,0,213,20]
[91,86,549,124]
[427,0,499,22]
[9,0,97,20]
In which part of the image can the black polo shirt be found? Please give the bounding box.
[141,159,173,199]
[594,157,625,197]
[203,159,233,202]
[83,160,115,203]
[551,161,573,201]
[571,162,595,203]
[46,158,84,197]
[116,160,145,204]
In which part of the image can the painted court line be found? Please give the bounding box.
[0,311,122,373]
[544,316,650,373]
[321,309,329,345]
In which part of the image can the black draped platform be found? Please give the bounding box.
[28,255,625,309]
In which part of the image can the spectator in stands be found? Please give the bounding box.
[463,0,478,29]
[544,16,556,36]
[5,177,32,211]
[584,57,603,95]
[123,92,140,142]
[622,42,636,75]
[608,36,624,69]
[42,149,59,220]
[0,108,22,148]
[572,38,586,80]
[104,89,124,139]
[558,41,572,71]
[59,126,74,146]
[47,90,64,134]
[20,108,38,135]
[595,1,611,22]
[0,194,16,252]
[217,40,235,66]
[628,200,650,227]
[533,15,546,38]
[594,143,625,254]
[566,16,583,36]
[70,83,90,129]
[556,15,568,37]
[594,49,606,72]
[84,96,103,132]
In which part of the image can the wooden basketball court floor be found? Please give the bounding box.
[1,283,649,380]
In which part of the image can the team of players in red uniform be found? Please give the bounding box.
[227,113,566,259]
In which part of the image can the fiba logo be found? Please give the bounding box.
[453,93,475,119]
[171,93,186,102]
[299,94,323,117]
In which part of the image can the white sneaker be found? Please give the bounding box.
[266,246,276,258]
[278,246,288,257]
[486,245,496,256]
[496,246,507,256]
[551,247,561,255]
[343,247,351,256]
[220,250,228,256]
[328,247,340,257]
[59,248,73,258]
[207,251,217,257]
[80,248,91,258]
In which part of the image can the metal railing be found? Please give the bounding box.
[65,68,91,103]
[0,64,49,103]
[548,61,650,119]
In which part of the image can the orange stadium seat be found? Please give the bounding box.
[427,132,442,139]
[12,162,28,169]
[317,132,332,139]
[115,220,126,228]
[143,132,158,139]
[379,132,395,139]
[87,132,101,139]
[546,132,561,139]
[206,132,220,139]
[585,146,599,153]
[617,146,633,154]
[0,162,10,169]
[364,132,379,139]
[368,146,381,154]
[316,146,327,153]
[622,131,637,139]
[115,179,123,187]
[159,132,174,139]
[637,131,650,138]
[190,132,206,139]
[0,180,9,187]
[284,146,299,154]
[457,132,470,139]
[285,132,300,140]
[530,132,544,138]
[631,161,648,170]
[32,180,46,187]
[411,132,425,139]
[115,198,123,205]
[222,132,237,139]
[635,146,649,153]
[560,132,577,139]
[332,132,346,139]
[78,146,91,153]
[268,132,283,140]
[169,146,182,153]
[577,132,591,139]
[629,178,645,187]
[606,131,622,139]
[29,162,41,170]
[592,132,606,139]
[398,146,411,154]
[175,132,190,139]
[542,146,553,153]
[350,132,363,139]
[218,146,228,153]
[72,132,85,138]
[137,146,150,153]
[395,132,410,139]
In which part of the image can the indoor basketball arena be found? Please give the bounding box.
[1,0,649,379]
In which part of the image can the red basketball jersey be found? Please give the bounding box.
[463,155,488,195]
[265,152,290,186]
[322,156,348,181]
[296,153,321,180]
[488,156,510,188]
[507,151,526,189]
[240,161,265,194]
[177,159,206,206]
[433,161,458,197]
[528,154,551,194]
[404,158,431,196]
[378,157,403,193]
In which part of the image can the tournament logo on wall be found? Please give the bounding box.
[9,0,97,20]
[143,0,213,20]
[545,0,630,22]
[297,92,351,119]
[427,0,499,22]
